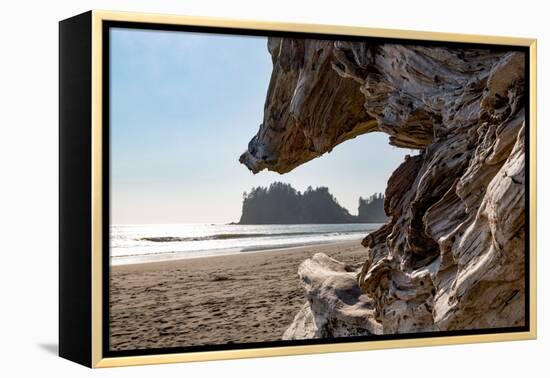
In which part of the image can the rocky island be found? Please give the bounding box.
[240,38,526,336]
[239,182,387,224]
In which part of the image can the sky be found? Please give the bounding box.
[110,28,408,224]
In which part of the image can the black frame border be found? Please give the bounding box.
[59,11,94,367]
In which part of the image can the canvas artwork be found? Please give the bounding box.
[105,25,529,354]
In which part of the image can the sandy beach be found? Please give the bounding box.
[109,239,367,351]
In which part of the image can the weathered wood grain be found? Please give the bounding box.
[240,38,526,337]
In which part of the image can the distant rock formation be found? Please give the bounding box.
[357,193,386,222]
[240,38,526,336]
[238,182,386,224]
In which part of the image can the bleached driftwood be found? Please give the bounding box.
[240,38,526,337]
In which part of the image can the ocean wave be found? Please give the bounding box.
[138,230,368,243]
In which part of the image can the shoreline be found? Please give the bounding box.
[109,239,367,350]
[111,237,364,266]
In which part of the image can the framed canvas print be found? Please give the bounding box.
[59,10,537,368]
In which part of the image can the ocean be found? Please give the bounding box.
[110,223,381,265]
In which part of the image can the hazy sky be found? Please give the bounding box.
[110,28,408,224]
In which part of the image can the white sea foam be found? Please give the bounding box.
[110,223,381,265]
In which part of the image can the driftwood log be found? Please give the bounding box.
[239,38,526,336]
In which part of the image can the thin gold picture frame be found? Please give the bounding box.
[82,9,537,368]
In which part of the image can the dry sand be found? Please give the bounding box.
[109,240,367,351]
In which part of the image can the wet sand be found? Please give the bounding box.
[109,240,367,351]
